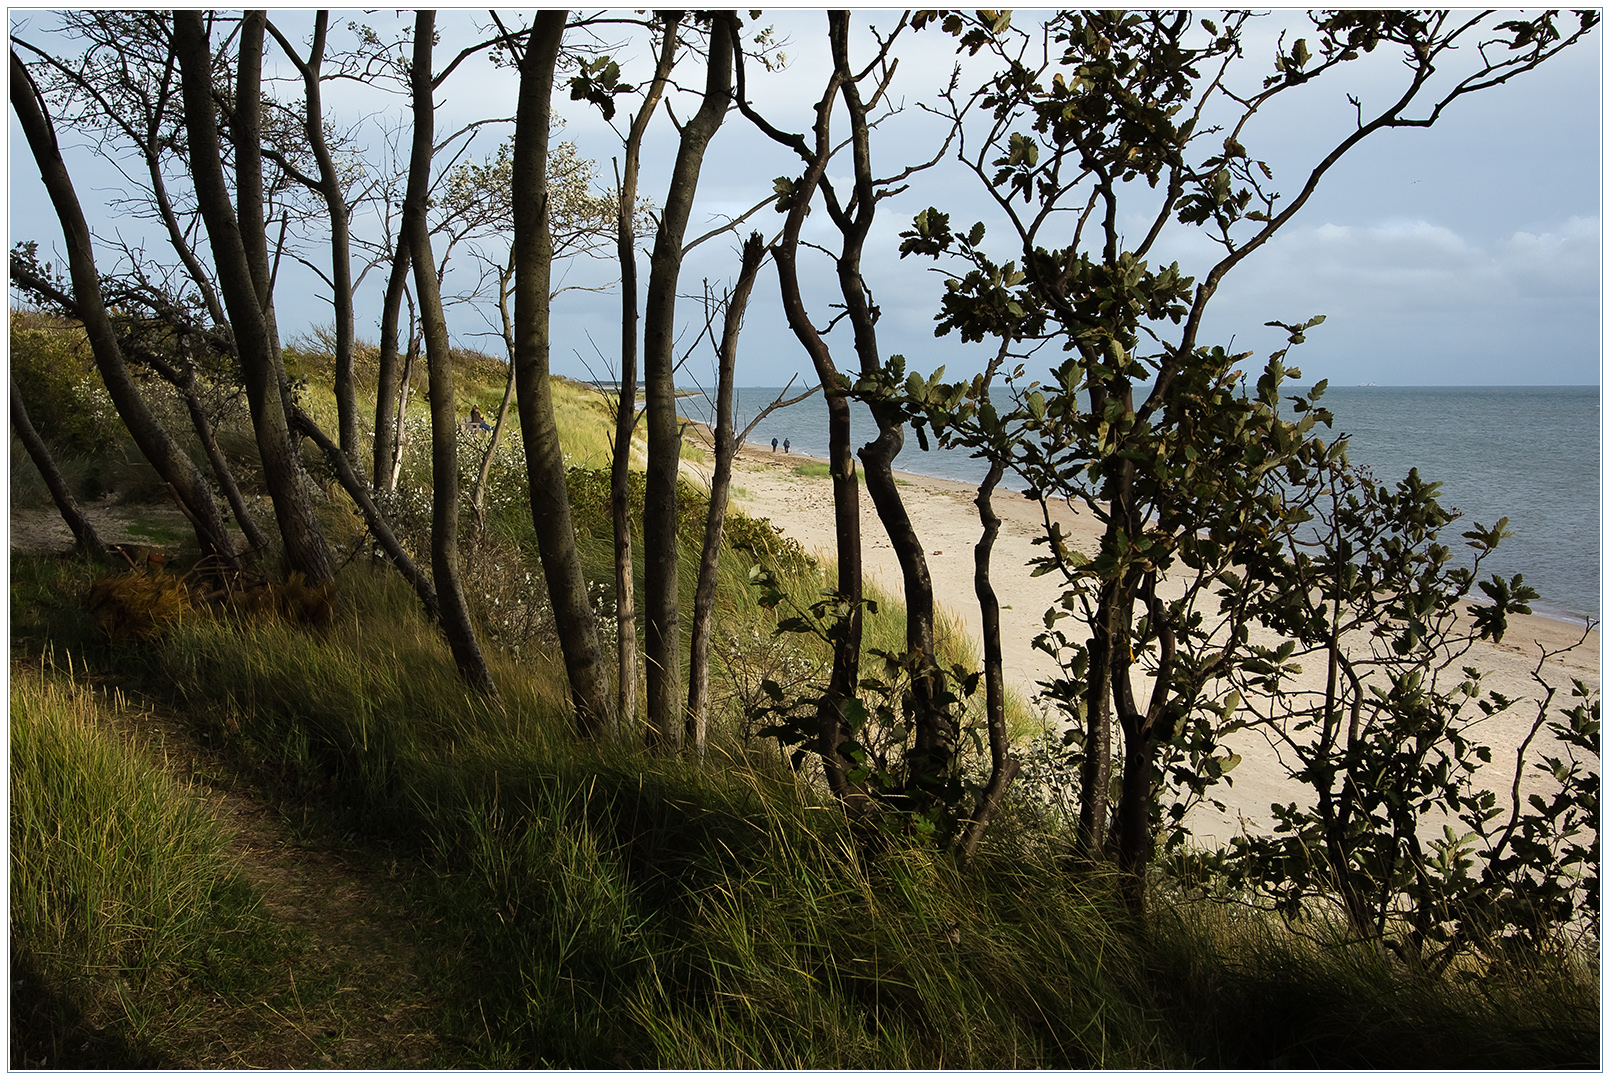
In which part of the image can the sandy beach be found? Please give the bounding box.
[703,440,1602,844]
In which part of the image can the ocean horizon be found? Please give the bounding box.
[682,384,1600,624]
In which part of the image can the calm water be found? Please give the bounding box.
[690,385,1601,622]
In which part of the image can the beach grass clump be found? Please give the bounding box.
[9,663,282,1067]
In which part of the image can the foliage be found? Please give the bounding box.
[10,309,120,455]
[890,7,1600,914]
[1191,463,1599,972]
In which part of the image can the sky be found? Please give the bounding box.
[7,8,1603,389]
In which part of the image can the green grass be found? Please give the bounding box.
[792,461,832,479]
[9,662,290,1068]
[10,550,1597,1069]
[10,320,1599,1069]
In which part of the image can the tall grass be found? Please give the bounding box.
[10,549,1600,1068]
[9,661,280,1067]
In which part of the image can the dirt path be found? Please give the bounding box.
[17,668,448,1069]
[187,768,445,1069]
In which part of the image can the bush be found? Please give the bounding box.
[10,311,119,455]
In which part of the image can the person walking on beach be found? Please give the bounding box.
[772,437,779,452]
[783,438,790,454]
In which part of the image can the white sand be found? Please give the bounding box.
[711,443,1601,843]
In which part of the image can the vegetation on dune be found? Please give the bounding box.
[8,8,1599,1070]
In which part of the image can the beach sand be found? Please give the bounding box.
[699,441,1601,844]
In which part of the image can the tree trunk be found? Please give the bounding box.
[10,374,104,557]
[173,10,333,584]
[766,83,865,809]
[825,11,947,802]
[957,458,1019,861]
[404,10,497,697]
[265,12,359,462]
[374,241,410,491]
[641,14,734,749]
[686,232,765,759]
[512,10,616,736]
[611,11,680,737]
[11,48,237,570]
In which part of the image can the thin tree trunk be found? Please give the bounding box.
[168,354,268,556]
[642,13,733,749]
[291,404,440,623]
[825,12,946,802]
[389,303,420,493]
[375,241,410,490]
[11,374,104,557]
[611,11,680,736]
[11,48,237,570]
[686,232,765,759]
[470,263,518,531]
[767,99,865,811]
[174,10,332,584]
[265,12,359,462]
[957,458,1020,862]
[512,9,616,736]
[404,9,496,697]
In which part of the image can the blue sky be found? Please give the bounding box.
[8,9,1602,387]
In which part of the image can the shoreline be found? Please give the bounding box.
[705,438,1600,844]
[727,437,1599,630]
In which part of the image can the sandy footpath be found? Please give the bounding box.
[705,442,1601,844]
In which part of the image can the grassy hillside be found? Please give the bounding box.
[9,318,1599,1068]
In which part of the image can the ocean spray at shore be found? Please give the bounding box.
[684,384,1599,622]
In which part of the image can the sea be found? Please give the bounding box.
[687,384,1601,624]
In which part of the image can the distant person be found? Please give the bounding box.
[772,437,779,452]
[783,438,790,454]
[470,405,491,432]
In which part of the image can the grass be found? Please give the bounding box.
[792,461,832,479]
[10,319,1599,1069]
[9,661,290,1067]
[9,550,1598,1069]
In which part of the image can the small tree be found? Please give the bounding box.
[898,9,1597,911]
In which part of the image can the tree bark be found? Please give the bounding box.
[957,458,1019,861]
[759,45,865,809]
[173,10,333,584]
[374,241,410,491]
[265,12,359,462]
[10,374,104,557]
[404,10,497,697]
[11,48,237,570]
[611,11,681,737]
[641,13,734,749]
[512,10,616,736]
[686,231,765,759]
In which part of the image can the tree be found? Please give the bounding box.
[263,12,362,463]
[601,10,680,737]
[510,8,617,735]
[898,9,1598,912]
[736,11,967,827]
[174,9,334,584]
[640,12,736,749]
[401,8,497,696]
[10,48,239,572]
